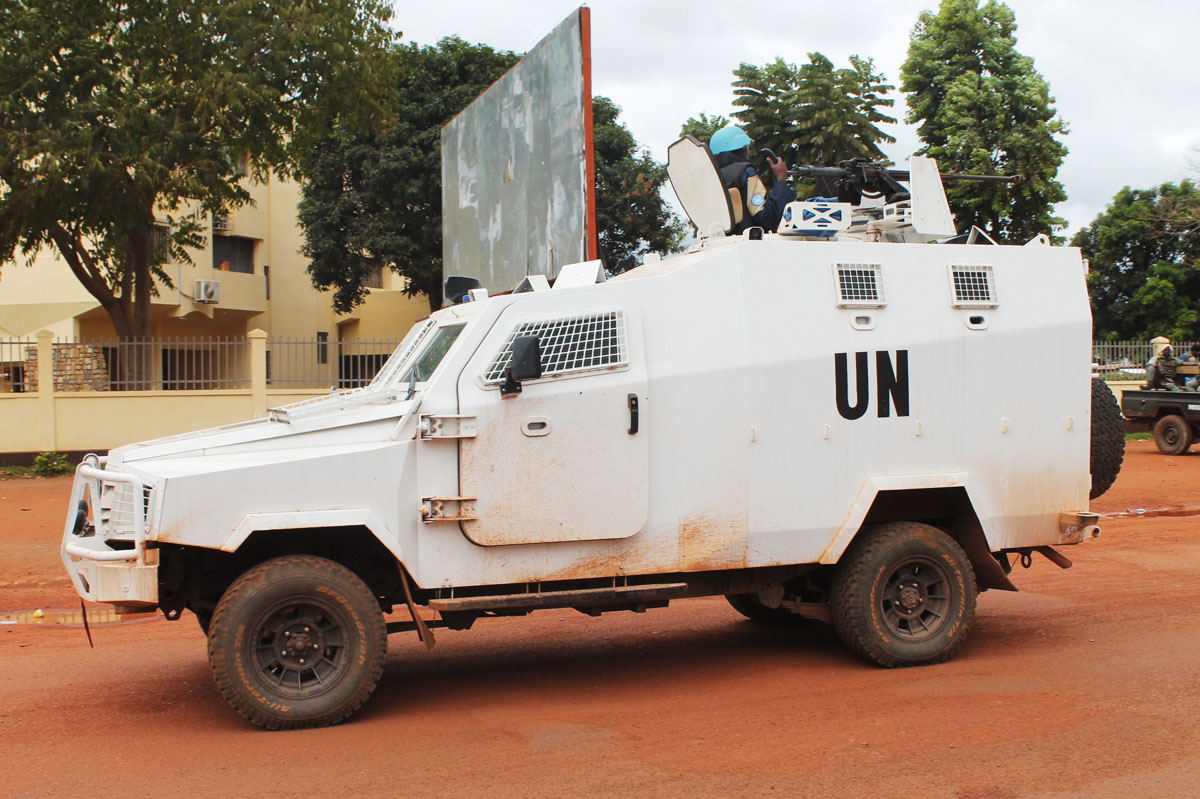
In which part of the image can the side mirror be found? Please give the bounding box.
[501,335,542,397]
[444,275,481,305]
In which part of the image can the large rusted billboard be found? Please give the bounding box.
[440,7,596,295]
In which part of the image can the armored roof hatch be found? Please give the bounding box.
[666,135,734,238]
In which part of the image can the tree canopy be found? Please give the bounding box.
[593,97,685,275]
[1075,182,1200,341]
[901,0,1067,243]
[299,37,520,314]
[0,0,397,340]
[679,113,730,144]
[683,53,895,176]
[300,39,683,310]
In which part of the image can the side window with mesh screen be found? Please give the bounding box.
[949,265,997,307]
[484,310,628,384]
[835,263,884,307]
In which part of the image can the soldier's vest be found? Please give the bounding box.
[716,158,769,233]
[1158,356,1178,380]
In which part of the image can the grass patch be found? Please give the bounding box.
[0,465,40,478]
[1126,432,1153,441]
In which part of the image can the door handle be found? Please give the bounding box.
[627,393,639,435]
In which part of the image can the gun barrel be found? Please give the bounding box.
[788,166,856,179]
[786,166,1020,185]
[938,172,1021,184]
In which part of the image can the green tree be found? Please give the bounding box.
[679,112,730,143]
[0,0,396,341]
[727,54,895,173]
[299,42,683,309]
[300,37,520,314]
[1075,182,1200,341]
[593,97,685,275]
[901,0,1067,242]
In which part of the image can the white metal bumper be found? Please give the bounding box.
[60,455,158,606]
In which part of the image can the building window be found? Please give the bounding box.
[317,332,329,364]
[213,235,255,274]
[361,263,383,289]
[150,224,172,265]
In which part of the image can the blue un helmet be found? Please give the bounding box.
[709,125,752,155]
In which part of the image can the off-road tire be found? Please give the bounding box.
[1090,377,1125,497]
[830,522,976,668]
[1153,413,1193,456]
[208,555,387,730]
[725,593,808,625]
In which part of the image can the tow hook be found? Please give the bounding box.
[1007,546,1073,570]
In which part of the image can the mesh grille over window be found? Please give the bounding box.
[949,265,997,306]
[835,263,883,305]
[484,310,628,383]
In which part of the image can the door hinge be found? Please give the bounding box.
[418,414,477,440]
[420,496,477,523]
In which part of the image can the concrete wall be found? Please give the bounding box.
[1,387,327,455]
[0,330,331,455]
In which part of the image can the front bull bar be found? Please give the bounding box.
[61,454,157,606]
[62,454,148,563]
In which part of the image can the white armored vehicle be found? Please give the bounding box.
[61,145,1124,729]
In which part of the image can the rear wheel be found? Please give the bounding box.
[208,555,387,730]
[1090,377,1125,498]
[830,522,976,668]
[1153,413,1193,456]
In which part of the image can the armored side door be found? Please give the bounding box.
[456,294,649,545]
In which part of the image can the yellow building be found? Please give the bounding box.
[0,174,429,370]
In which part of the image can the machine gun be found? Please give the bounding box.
[782,156,1021,206]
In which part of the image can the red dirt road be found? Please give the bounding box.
[2,442,1199,798]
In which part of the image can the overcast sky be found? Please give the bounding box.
[398,0,1200,238]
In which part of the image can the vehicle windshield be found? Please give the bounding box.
[396,324,465,385]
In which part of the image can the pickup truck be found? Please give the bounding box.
[1120,384,1200,454]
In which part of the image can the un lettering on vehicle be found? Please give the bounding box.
[835,350,910,420]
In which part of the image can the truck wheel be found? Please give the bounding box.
[1153,413,1193,456]
[1090,377,1125,498]
[725,593,805,625]
[830,522,976,668]
[208,555,387,730]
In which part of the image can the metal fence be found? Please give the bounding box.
[0,337,402,392]
[269,337,398,389]
[51,338,251,391]
[0,337,36,393]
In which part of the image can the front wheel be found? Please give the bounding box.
[208,555,387,730]
[1153,414,1193,455]
[830,522,976,668]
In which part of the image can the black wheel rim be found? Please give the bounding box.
[1164,423,1181,447]
[880,556,952,641]
[249,599,351,699]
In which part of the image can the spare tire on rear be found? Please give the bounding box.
[1090,377,1124,499]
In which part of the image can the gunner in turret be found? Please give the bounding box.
[708,125,795,234]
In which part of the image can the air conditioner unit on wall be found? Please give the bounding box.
[195,279,221,304]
